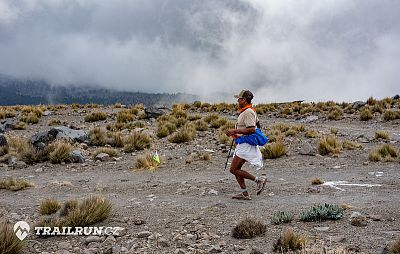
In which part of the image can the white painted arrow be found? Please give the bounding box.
[322,181,382,191]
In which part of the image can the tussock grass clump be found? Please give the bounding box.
[232,218,266,239]
[21,113,39,124]
[203,113,220,123]
[84,112,107,122]
[0,178,33,191]
[107,131,124,147]
[106,122,125,132]
[271,123,290,133]
[318,136,342,155]
[89,128,107,146]
[311,178,324,185]
[93,147,118,158]
[0,145,8,157]
[383,110,400,121]
[48,119,62,126]
[360,108,373,121]
[117,110,134,123]
[342,140,362,150]
[327,107,343,120]
[375,131,389,140]
[124,132,151,152]
[330,128,338,135]
[135,153,161,170]
[388,238,400,254]
[12,122,27,130]
[40,199,62,215]
[21,106,44,117]
[305,130,318,138]
[156,121,177,138]
[66,196,112,227]
[59,199,79,217]
[210,118,228,128]
[369,144,398,162]
[0,109,16,119]
[261,141,286,159]
[48,140,73,164]
[187,114,202,121]
[194,119,208,131]
[198,152,211,161]
[168,124,196,143]
[300,203,343,222]
[193,101,202,108]
[86,103,100,108]
[0,219,24,254]
[272,211,294,225]
[18,144,49,165]
[273,228,307,252]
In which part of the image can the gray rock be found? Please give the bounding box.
[301,115,318,123]
[174,249,187,254]
[51,126,88,143]
[207,245,222,253]
[137,231,152,238]
[299,141,315,156]
[0,119,15,133]
[85,236,102,244]
[113,227,127,237]
[42,110,52,116]
[0,134,7,147]
[158,237,170,247]
[353,101,366,109]
[13,161,27,169]
[95,153,110,162]
[70,150,85,163]
[144,107,171,119]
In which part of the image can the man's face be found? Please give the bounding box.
[237,97,246,107]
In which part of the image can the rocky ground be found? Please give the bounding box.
[1,104,400,254]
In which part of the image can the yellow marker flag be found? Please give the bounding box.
[152,151,160,164]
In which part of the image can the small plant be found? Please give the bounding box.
[107,131,124,147]
[59,199,79,217]
[327,107,343,120]
[318,136,342,155]
[168,124,196,143]
[360,108,373,121]
[40,199,61,215]
[12,121,27,130]
[93,147,118,158]
[124,132,151,152]
[48,140,73,164]
[84,112,107,122]
[65,196,112,227]
[209,118,228,128]
[375,131,389,140]
[342,140,362,150]
[271,211,294,225]
[0,219,24,254]
[388,238,400,254]
[203,113,220,123]
[187,114,202,121]
[311,178,324,185]
[273,228,307,252]
[156,121,177,138]
[383,110,399,121]
[369,144,398,162]
[135,153,160,170]
[198,153,211,161]
[117,110,134,123]
[330,128,338,135]
[48,119,62,126]
[0,178,33,191]
[21,113,39,124]
[261,141,286,159]
[305,130,318,138]
[232,217,266,239]
[194,119,208,131]
[89,128,107,146]
[300,203,343,222]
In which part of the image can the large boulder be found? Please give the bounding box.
[352,101,366,109]
[30,127,88,149]
[144,107,171,119]
[0,119,15,133]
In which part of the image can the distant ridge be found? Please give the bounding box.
[0,75,198,106]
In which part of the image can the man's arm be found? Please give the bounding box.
[226,126,255,137]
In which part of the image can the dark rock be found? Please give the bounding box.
[0,119,15,133]
[352,101,366,109]
[0,134,7,147]
[393,94,400,100]
[70,150,85,163]
[51,127,88,143]
[299,141,315,156]
[144,107,171,119]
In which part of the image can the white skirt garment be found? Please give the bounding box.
[234,143,263,169]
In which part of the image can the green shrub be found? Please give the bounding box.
[300,203,343,222]
[271,211,293,225]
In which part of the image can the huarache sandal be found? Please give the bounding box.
[232,193,252,200]
[256,178,266,195]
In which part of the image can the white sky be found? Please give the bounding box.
[0,0,399,103]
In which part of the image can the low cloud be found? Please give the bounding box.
[0,0,399,102]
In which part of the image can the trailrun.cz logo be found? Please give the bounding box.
[13,221,124,239]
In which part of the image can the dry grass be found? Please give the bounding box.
[330,128,338,135]
[305,130,318,138]
[0,219,24,254]
[93,147,118,158]
[328,107,343,120]
[107,131,124,147]
[117,110,134,123]
[65,196,112,227]
[232,218,266,239]
[203,113,220,123]
[135,153,161,170]
[168,124,196,143]
[360,108,373,121]
[369,144,398,162]
[342,140,362,150]
[261,141,286,159]
[124,132,151,152]
[84,112,107,122]
[40,199,61,215]
[311,178,324,185]
[89,127,107,146]
[194,119,209,131]
[156,121,177,138]
[388,238,400,254]
[0,178,33,191]
[12,121,27,130]
[318,136,342,155]
[375,131,389,140]
[383,110,400,121]
[48,140,73,164]
[273,228,307,252]
[0,145,8,157]
[48,119,62,126]
[21,113,39,124]
[59,199,79,217]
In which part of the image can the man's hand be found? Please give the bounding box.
[226,129,236,137]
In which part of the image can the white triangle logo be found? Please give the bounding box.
[13,221,30,240]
